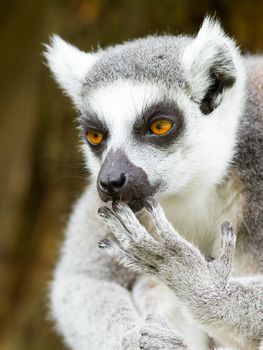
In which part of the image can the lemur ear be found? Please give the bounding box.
[182,17,239,114]
[44,35,100,106]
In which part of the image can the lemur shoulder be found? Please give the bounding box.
[45,18,263,350]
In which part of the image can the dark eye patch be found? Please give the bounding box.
[79,111,108,133]
[79,111,108,158]
[133,99,185,148]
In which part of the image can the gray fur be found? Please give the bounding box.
[233,56,263,268]
[82,35,191,93]
[122,314,186,350]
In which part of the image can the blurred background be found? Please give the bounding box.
[0,1,262,349]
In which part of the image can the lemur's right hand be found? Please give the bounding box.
[121,314,186,350]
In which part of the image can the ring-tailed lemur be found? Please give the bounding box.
[45,18,263,350]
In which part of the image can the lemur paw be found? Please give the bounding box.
[98,199,236,300]
[121,314,185,350]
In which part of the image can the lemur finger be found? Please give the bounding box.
[218,221,236,265]
[144,198,203,259]
[144,197,193,250]
[98,238,157,274]
[211,222,236,281]
[112,201,156,243]
[143,197,180,242]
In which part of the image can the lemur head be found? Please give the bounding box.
[45,17,245,211]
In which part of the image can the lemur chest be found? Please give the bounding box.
[158,179,244,258]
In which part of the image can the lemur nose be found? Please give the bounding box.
[99,173,126,196]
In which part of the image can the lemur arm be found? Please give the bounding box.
[50,188,138,350]
[99,199,263,350]
[50,188,186,350]
[51,268,138,350]
[200,276,263,349]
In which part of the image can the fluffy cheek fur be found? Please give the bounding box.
[81,143,102,182]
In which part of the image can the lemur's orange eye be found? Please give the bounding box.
[149,119,173,135]
[86,131,104,145]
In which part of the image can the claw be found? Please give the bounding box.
[98,206,112,217]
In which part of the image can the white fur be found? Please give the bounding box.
[44,35,100,106]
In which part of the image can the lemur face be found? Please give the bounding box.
[79,82,195,209]
[45,18,245,210]
[80,82,187,210]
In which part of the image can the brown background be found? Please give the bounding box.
[0,1,262,349]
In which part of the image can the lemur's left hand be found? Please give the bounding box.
[98,198,236,308]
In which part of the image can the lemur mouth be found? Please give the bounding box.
[102,195,144,213]
[107,197,144,213]
[127,198,144,213]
